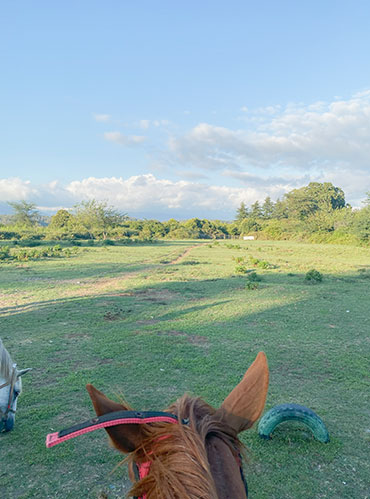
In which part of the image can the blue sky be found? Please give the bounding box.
[1,1,370,219]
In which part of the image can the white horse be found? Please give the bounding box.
[0,339,31,432]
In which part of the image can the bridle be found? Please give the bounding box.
[0,365,18,432]
[46,409,248,498]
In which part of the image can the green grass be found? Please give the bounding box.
[1,240,369,498]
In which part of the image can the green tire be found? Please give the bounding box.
[258,403,330,443]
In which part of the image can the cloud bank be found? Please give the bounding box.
[161,90,370,207]
[169,91,370,174]
[0,175,299,219]
[2,91,370,218]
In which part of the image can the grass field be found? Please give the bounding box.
[1,240,369,498]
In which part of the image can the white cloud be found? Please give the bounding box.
[0,169,368,218]
[0,175,287,218]
[104,131,146,146]
[0,178,34,201]
[162,91,370,205]
[93,113,111,122]
[169,92,370,172]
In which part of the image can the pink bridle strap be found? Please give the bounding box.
[46,410,179,448]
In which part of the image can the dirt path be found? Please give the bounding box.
[169,244,201,264]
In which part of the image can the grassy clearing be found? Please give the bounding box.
[1,240,369,498]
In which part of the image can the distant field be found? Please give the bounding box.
[1,240,369,498]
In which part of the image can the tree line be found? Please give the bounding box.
[1,182,369,244]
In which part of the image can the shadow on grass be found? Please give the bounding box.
[1,267,369,498]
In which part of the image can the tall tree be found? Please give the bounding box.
[8,201,40,227]
[272,198,288,219]
[74,200,126,239]
[49,209,73,229]
[235,202,249,222]
[250,200,262,219]
[262,196,275,219]
[284,182,345,220]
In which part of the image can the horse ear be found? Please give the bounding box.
[219,352,269,433]
[17,368,32,378]
[86,384,146,453]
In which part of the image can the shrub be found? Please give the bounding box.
[102,239,115,246]
[258,260,273,269]
[226,243,241,249]
[305,269,323,283]
[246,281,259,290]
[246,271,261,282]
[11,245,78,261]
[0,231,21,240]
[249,256,275,269]
[0,246,11,260]
[234,264,249,274]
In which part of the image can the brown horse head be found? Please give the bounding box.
[86,352,269,498]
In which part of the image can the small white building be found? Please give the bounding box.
[243,235,255,240]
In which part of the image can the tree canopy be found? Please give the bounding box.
[8,201,40,227]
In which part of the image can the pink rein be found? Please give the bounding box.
[46,410,180,499]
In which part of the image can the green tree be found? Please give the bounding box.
[272,198,288,219]
[240,217,260,234]
[285,182,345,220]
[8,201,40,227]
[46,209,75,239]
[74,200,126,239]
[235,202,249,222]
[262,196,275,219]
[49,209,73,229]
[352,206,370,241]
[182,218,203,238]
[250,200,262,219]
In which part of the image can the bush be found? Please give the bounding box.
[0,246,11,260]
[246,281,259,290]
[12,245,78,261]
[305,269,323,283]
[246,271,262,282]
[0,231,21,240]
[249,256,275,269]
[235,264,249,274]
[102,239,115,246]
[226,243,241,249]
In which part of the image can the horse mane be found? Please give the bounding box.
[0,339,14,381]
[125,394,244,499]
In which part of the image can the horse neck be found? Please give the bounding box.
[206,435,248,498]
[128,395,247,499]
[0,340,14,382]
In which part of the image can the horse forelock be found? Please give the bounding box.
[127,395,244,499]
[0,340,14,382]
